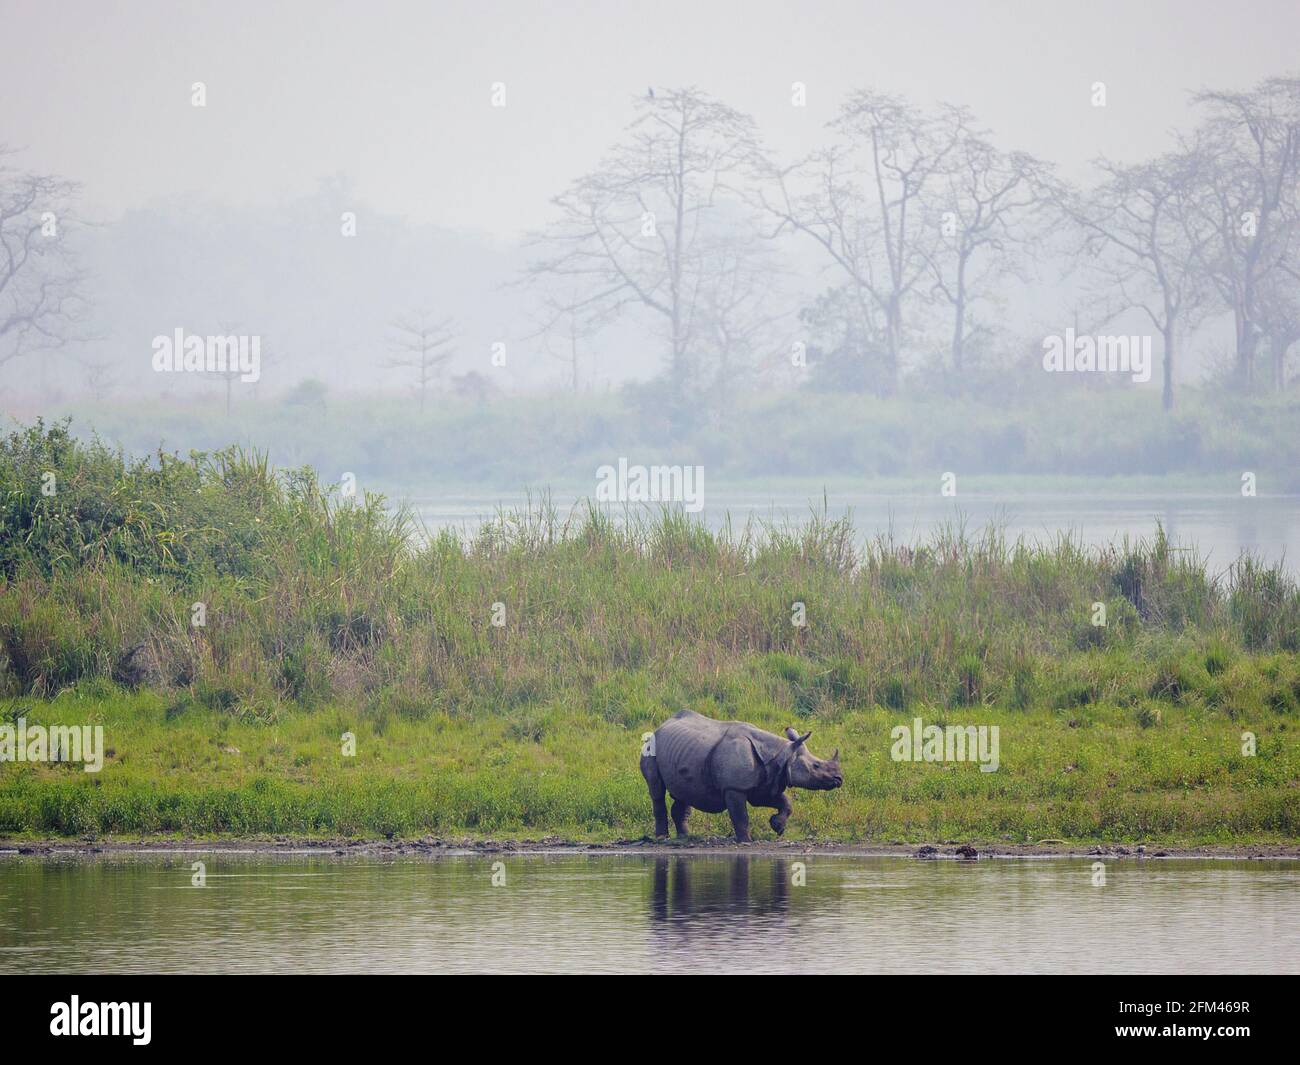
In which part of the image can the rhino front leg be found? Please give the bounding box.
[769,793,793,836]
[724,789,752,843]
[641,755,669,838]
[670,799,692,838]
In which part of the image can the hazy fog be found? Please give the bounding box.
[7,0,1298,235]
[0,0,1297,486]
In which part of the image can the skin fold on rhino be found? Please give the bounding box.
[640,709,843,843]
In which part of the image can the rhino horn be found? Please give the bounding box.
[831,747,840,762]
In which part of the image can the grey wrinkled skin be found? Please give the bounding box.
[640,709,843,842]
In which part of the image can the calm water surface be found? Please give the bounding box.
[1,854,1295,974]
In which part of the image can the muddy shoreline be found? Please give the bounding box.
[2,836,1297,859]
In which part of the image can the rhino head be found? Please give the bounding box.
[779,727,843,791]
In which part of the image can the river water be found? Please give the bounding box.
[2,853,1295,974]
[404,489,1300,576]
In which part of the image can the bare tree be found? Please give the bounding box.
[1257,251,1300,389]
[542,305,590,394]
[81,356,117,402]
[525,87,757,414]
[1058,150,1212,410]
[0,147,87,369]
[1185,76,1300,389]
[757,93,964,394]
[203,320,266,416]
[696,233,786,416]
[387,312,455,413]
[528,284,609,394]
[924,123,1051,378]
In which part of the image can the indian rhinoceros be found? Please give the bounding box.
[640,709,843,842]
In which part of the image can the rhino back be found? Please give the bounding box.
[655,712,727,810]
[655,711,772,810]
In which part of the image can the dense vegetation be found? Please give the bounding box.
[0,421,1297,841]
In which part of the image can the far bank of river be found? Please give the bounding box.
[385,477,1300,575]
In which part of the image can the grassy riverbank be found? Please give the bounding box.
[1,686,1296,843]
[1,422,1297,842]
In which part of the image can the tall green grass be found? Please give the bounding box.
[2,420,1298,718]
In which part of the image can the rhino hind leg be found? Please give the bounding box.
[641,754,669,838]
[670,799,692,837]
[769,793,793,836]
[724,789,752,843]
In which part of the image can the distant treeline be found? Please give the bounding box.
[522,79,1300,416]
[32,385,1300,489]
[4,77,1300,424]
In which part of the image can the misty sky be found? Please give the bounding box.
[5,0,1298,239]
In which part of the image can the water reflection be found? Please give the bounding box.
[651,856,792,920]
[1,853,1296,974]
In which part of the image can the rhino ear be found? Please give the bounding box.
[771,730,813,785]
[785,727,800,741]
